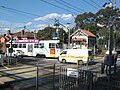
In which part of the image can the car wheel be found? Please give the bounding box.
[78,60,83,65]
[62,59,66,64]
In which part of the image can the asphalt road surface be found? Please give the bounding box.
[17,56,105,72]
[0,56,120,90]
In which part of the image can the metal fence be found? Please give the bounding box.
[59,67,93,90]
[92,73,120,90]
[36,63,60,90]
[36,63,120,90]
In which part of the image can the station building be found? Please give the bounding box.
[70,29,96,51]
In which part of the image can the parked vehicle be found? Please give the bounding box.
[58,49,94,64]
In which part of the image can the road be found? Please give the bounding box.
[0,56,120,90]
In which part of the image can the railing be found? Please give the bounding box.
[36,63,120,90]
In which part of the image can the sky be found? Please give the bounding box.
[0,0,120,34]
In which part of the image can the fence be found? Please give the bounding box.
[92,75,120,90]
[36,63,60,90]
[36,63,120,90]
[59,67,93,90]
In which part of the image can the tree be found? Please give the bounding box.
[75,7,120,48]
[37,27,56,40]
[36,26,68,43]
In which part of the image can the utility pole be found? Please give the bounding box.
[67,23,71,49]
[107,1,116,90]
[72,14,76,32]
[54,19,59,39]
[34,30,36,39]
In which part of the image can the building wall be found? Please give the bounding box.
[72,35,88,49]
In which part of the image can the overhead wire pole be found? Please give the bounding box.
[67,23,71,49]
[112,0,117,75]
[54,19,60,39]
[107,0,116,89]
[113,0,117,51]
[55,20,71,48]
[107,15,114,90]
[72,14,76,32]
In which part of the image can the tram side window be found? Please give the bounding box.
[34,44,39,48]
[56,44,59,48]
[40,43,44,48]
[18,44,22,48]
[23,44,26,48]
[49,43,55,48]
[60,51,67,55]
[56,43,62,48]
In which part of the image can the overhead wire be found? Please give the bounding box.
[55,0,86,13]
[0,5,64,32]
[61,0,86,12]
[54,0,82,13]
[0,6,35,19]
[39,0,77,15]
[0,6,54,21]
[0,6,40,17]
[90,0,103,8]
[108,0,112,2]
[83,0,100,10]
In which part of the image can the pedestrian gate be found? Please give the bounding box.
[36,64,94,90]
[59,67,93,90]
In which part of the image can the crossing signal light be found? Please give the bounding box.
[6,44,10,48]
[12,44,17,48]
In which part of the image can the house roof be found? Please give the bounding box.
[70,29,96,37]
[82,30,96,37]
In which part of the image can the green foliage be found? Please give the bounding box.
[37,27,56,40]
[36,26,68,43]
[84,24,96,35]
[75,7,120,48]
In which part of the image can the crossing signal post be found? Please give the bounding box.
[7,37,14,65]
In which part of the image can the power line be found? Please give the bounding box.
[60,0,86,12]
[39,0,77,15]
[0,6,54,21]
[0,6,40,17]
[0,6,34,19]
[90,0,102,8]
[57,0,86,12]
[83,0,100,10]
[54,0,83,13]
[108,0,112,2]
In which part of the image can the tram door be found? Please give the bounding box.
[27,44,33,56]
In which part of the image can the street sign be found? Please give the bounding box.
[67,68,78,78]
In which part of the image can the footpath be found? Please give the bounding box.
[0,65,37,90]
